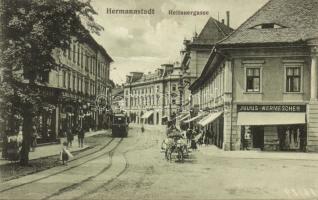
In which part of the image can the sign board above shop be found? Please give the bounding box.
[237,105,306,112]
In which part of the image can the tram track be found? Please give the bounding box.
[77,135,159,200]
[41,138,124,200]
[51,132,149,200]
[0,137,119,194]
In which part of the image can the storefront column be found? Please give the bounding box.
[55,106,59,137]
[223,60,233,151]
[308,44,318,151]
[310,51,318,101]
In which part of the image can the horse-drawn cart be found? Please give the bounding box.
[161,129,190,162]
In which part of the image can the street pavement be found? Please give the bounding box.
[0,130,107,166]
[1,125,318,199]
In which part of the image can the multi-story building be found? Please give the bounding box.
[179,15,233,113]
[47,34,113,137]
[16,33,113,142]
[189,0,318,151]
[124,63,182,125]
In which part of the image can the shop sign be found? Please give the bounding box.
[237,105,306,112]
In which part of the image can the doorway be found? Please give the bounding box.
[251,126,264,149]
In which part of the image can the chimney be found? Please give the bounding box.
[226,11,230,27]
[221,19,225,24]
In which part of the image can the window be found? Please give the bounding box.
[172,84,176,91]
[67,47,71,60]
[81,48,84,68]
[246,68,260,92]
[72,43,76,62]
[67,73,71,89]
[77,44,80,65]
[172,98,176,105]
[77,75,80,91]
[286,67,301,92]
[251,23,285,29]
[62,71,66,88]
[72,75,76,91]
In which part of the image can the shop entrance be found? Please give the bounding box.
[251,126,264,149]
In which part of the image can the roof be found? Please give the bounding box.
[220,0,318,45]
[189,48,225,91]
[192,17,233,45]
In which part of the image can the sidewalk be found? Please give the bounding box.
[0,130,108,166]
[198,145,318,161]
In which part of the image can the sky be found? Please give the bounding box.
[90,0,269,84]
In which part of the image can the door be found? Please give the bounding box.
[251,126,264,149]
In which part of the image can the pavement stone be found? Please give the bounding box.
[0,130,108,166]
[198,145,318,161]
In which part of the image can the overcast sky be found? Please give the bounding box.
[91,0,269,84]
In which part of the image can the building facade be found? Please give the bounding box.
[33,35,113,141]
[179,15,233,113]
[189,0,318,152]
[124,64,182,125]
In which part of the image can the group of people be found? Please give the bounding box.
[63,124,86,148]
[185,128,214,149]
[2,125,38,161]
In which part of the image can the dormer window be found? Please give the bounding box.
[251,23,286,29]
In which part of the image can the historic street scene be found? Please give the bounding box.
[1,0,318,199]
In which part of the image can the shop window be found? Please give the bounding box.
[286,67,301,92]
[246,68,260,92]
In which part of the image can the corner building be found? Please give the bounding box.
[124,64,182,125]
[190,0,318,151]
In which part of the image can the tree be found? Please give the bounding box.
[0,0,102,165]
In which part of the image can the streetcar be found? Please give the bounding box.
[111,113,129,137]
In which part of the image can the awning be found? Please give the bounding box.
[237,112,306,126]
[184,113,206,124]
[179,114,190,122]
[198,111,223,127]
[176,113,188,120]
[141,111,154,119]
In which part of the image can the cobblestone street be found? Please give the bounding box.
[1,126,318,199]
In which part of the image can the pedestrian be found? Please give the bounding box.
[17,126,23,147]
[186,128,192,145]
[30,125,38,152]
[243,131,250,150]
[60,141,73,165]
[66,127,73,147]
[77,125,85,148]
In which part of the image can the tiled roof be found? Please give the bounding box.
[192,17,233,45]
[220,0,318,45]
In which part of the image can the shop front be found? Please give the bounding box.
[141,110,154,124]
[237,104,307,151]
[198,111,224,148]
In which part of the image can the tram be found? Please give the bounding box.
[111,112,129,137]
